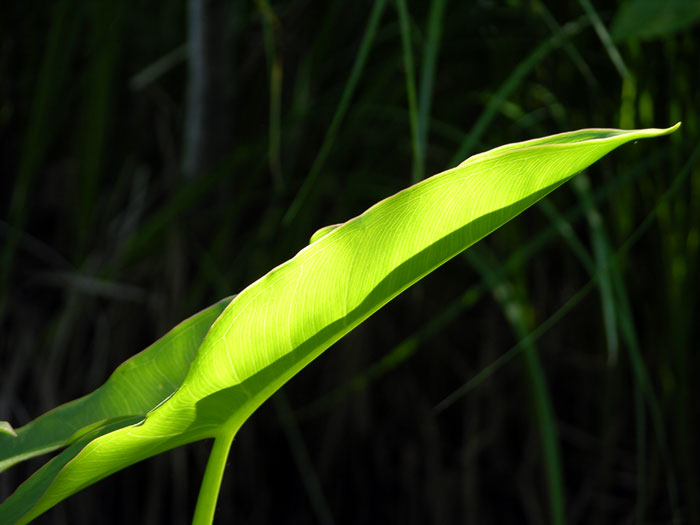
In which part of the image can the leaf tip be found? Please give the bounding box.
[632,122,681,140]
[0,421,18,437]
[665,121,682,134]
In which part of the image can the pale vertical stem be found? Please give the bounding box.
[395,0,421,183]
[192,430,236,525]
[183,0,232,179]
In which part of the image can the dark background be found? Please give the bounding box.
[1,0,699,523]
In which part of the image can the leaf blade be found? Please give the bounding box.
[0,296,233,473]
[1,125,679,523]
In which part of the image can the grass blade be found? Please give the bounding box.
[449,17,589,164]
[283,0,388,224]
[395,0,422,183]
[578,0,630,81]
[466,248,565,525]
[416,0,447,181]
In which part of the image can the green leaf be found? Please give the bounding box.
[0,422,17,438]
[0,125,679,523]
[309,223,341,244]
[0,416,144,525]
[0,296,233,473]
[612,0,700,41]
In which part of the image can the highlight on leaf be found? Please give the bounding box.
[0,125,680,524]
[0,422,17,438]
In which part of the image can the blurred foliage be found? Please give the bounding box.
[611,0,700,42]
[0,0,698,524]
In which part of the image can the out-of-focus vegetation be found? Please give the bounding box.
[1,1,698,523]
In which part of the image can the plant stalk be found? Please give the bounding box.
[192,430,236,525]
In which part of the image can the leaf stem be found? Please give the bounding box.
[192,430,236,525]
